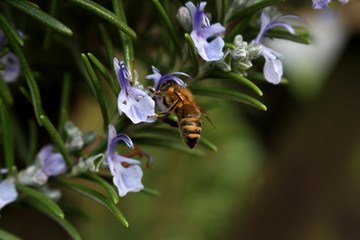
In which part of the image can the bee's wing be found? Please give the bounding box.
[199,106,216,129]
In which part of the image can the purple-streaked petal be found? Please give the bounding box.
[146,66,188,90]
[0,52,20,83]
[114,58,131,92]
[156,73,188,90]
[43,153,66,176]
[110,133,135,155]
[264,57,283,84]
[107,124,117,152]
[146,66,162,87]
[255,11,271,43]
[0,180,18,210]
[198,23,225,39]
[185,1,206,22]
[105,125,145,197]
[185,1,225,62]
[255,11,302,44]
[313,0,331,9]
[117,87,156,124]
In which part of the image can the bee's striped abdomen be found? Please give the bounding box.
[179,117,202,149]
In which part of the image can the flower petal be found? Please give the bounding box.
[107,155,143,197]
[145,66,162,88]
[113,164,144,197]
[204,37,225,61]
[117,87,156,124]
[0,180,18,210]
[264,57,283,84]
[113,58,131,92]
[198,23,225,40]
[36,145,54,164]
[43,153,66,176]
[192,31,224,61]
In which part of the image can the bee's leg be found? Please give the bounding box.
[157,116,178,127]
[150,100,180,127]
[147,86,162,97]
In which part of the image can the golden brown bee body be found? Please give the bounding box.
[156,80,202,149]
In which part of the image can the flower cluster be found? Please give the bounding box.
[0,145,66,211]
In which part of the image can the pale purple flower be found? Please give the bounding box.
[185,1,225,61]
[146,66,188,90]
[313,0,349,9]
[106,124,144,197]
[252,11,302,84]
[17,145,66,186]
[114,58,156,124]
[146,66,189,111]
[0,179,18,210]
[0,31,20,83]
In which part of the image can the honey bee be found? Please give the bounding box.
[153,80,212,149]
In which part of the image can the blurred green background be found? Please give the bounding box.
[1,1,360,240]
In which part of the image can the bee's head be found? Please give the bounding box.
[158,80,176,92]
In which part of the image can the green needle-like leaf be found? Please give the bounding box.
[56,178,129,228]
[16,184,65,219]
[0,13,44,124]
[99,24,116,76]
[0,98,14,175]
[141,187,160,196]
[43,0,59,49]
[39,115,71,167]
[0,229,22,240]
[216,0,228,25]
[0,75,14,105]
[80,173,119,204]
[264,28,311,45]
[199,137,218,152]
[81,54,109,131]
[58,73,71,139]
[227,0,285,21]
[87,53,119,96]
[0,14,23,46]
[27,201,82,240]
[67,0,136,39]
[25,119,37,166]
[184,33,199,76]
[190,86,267,111]
[2,0,72,36]
[112,0,134,72]
[152,0,180,52]
[206,71,263,96]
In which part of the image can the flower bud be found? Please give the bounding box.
[177,6,192,31]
